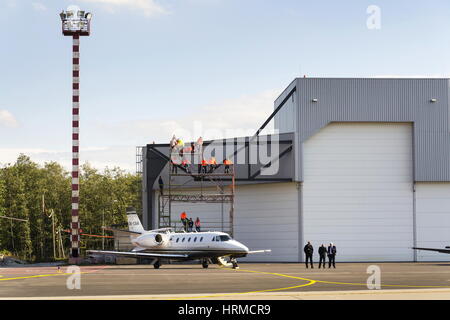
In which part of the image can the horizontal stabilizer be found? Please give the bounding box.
[248,249,272,254]
[412,247,450,254]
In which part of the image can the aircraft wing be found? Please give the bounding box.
[412,247,450,254]
[248,250,271,254]
[87,250,188,259]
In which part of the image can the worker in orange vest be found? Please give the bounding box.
[201,159,208,174]
[223,159,233,173]
[180,212,187,232]
[195,217,201,232]
[209,157,217,173]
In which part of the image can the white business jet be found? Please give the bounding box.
[87,214,270,269]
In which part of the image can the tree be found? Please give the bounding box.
[0,156,142,262]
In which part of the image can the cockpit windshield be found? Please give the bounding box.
[219,235,231,242]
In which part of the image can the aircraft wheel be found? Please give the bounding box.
[202,261,209,269]
[231,258,239,269]
[153,260,161,269]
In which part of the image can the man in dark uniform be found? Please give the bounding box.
[158,176,164,195]
[318,244,327,269]
[303,241,314,268]
[327,242,337,268]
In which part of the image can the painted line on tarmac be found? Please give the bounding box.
[169,267,450,299]
[237,268,450,289]
[167,268,317,300]
[0,266,109,282]
[308,279,450,289]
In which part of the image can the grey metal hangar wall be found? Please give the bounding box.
[274,78,450,262]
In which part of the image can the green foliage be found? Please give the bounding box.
[0,155,141,262]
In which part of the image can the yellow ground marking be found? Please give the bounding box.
[170,266,450,300]
[0,272,84,282]
[236,268,450,289]
[0,267,107,282]
[168,267,316,300]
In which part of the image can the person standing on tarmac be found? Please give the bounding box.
[318,244,327,269]
[188,218,194,232]
[327,242,337,268]
[304,241,314,268]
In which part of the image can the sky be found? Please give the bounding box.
[1,0,450,171]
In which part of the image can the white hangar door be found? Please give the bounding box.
[415,183,450,262]
[234,183,299,262]
[303,123,414,262]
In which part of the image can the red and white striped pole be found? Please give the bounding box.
[71,34,80,259]
[60,6,91,263]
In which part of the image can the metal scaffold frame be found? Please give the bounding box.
[158,149,235,236]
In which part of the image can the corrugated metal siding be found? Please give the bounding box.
[274,89,296,134]
[234,182,299,262]
[274,78,450,182]
[415,182,450,262]
[303,123,414,261]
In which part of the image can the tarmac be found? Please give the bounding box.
[1,262,450,299]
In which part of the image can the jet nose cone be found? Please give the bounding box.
[237,242,249,253]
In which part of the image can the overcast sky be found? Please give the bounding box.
[1,0,450,171]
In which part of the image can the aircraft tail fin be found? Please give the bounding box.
[127,214,145,233]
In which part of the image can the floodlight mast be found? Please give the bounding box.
[60,6,92,264]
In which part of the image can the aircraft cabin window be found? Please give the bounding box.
[194,237,197,242]
[182,238,185,242]
[200,237,203,242]
[219,235,231,242]
[188,237,191,242]
[176,238,179,243]
[212,237,215,242]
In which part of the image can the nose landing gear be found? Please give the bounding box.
[231,258,239,269]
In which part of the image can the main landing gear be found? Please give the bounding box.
[202,259,209,269]
[153,260,161,269]
[231,258,239,269]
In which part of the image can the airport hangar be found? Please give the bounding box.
[139,78,450,263]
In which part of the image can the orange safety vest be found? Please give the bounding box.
[180,212,187,220]
[201,159,208,166]
[223,159,232,165]
[209,158,217,165]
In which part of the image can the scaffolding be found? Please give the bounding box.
[158,149,235,236]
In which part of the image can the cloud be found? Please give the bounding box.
[101,89,281,144]
[77,0,169,17]
[0,90,281,171]
[31,2,46,11]
[0,110,18,128]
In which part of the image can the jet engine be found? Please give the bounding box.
[135,233,168,247]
